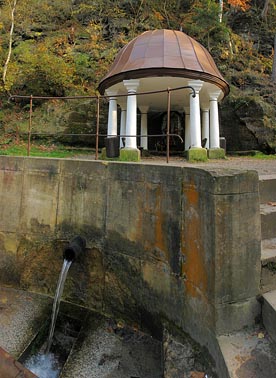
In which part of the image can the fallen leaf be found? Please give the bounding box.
[257,332,265,339]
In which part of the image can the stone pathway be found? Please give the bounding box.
[74,154,276,176]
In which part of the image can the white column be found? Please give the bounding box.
[184,107,191,151]
[139,105,149,150]
[201,107,210,149]
[188,80,203,148]
[209,90,221,149]
[123,79,140,149]
[118,100,127,148]
[106,90,118,137]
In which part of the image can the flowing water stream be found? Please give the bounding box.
[23,258,73,377]
[46,259,72,353]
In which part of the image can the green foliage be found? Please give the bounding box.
[181,0,231,52]
[0,0,273,97]
[10,41,75,96]
[0,0,275,143]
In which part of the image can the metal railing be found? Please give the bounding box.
[10,85,195,163]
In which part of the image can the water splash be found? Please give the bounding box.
[24,352,62,378]
[46,259,72,353]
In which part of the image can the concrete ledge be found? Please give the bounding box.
[218,326,276,378]
[208,148,225,159]
[187,148,207,162]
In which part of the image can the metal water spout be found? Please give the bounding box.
[63,236,86,262]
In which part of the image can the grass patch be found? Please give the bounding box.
[0,141,95,158]
[250,152,276,160]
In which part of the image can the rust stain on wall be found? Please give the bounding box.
[3,171,15,188]
[154,186,168,261]
[182,184,208,298]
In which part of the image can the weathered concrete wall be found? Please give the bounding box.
[0,156,261,367]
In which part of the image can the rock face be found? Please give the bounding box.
[220,88,276,153]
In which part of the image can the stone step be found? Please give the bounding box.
[262,290,276,344]
[260,203,276,240]
[259,175,276,204]
[261,239,276,293]
[217,326,276,378]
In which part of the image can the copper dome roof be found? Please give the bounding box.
[98,29,229,96]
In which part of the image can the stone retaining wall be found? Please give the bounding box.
[0,156,261,371]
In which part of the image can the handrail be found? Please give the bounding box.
[9,85,194,163]
[9,86,196,101]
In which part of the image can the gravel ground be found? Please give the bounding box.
[73,154,276,176]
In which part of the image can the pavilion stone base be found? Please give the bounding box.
[101,147,140,162]
[119,148,140,162]
[187,147,208,162]
[208,148,225,159]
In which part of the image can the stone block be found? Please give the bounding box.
[107,161,145,182]
[105,172,182,273]
[19,160,60,234]
[140,259,185,327]
[100,148,141,162]
[215,298,260,335]
[0,169,23,232]
[143,164,182,186]
[0,155,24,172]
[200,168,258,196]
[261,204,276,240]
[259,174,276,203]
[119,148,140,161]
[263,290,276,343]
[103,251,141,321]
[105,180,146,251]
[213,193,261,304]
[187,148,207,162]
[57,160,107,241]
[0,233,21,286]
[208,148,225,159]
[261,263,276,293]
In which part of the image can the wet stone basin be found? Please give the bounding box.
[0,287,214,377]
[0,287,163,377]
[61,314,163,378]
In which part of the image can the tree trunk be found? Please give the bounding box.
[219,0,223,22]
[2,0,17,91]
[272,34,276,83]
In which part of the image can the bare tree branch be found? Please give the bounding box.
[219,0,223,22]
[272,34,276,83]
[2,0,17,91]
[261,0,270,20]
